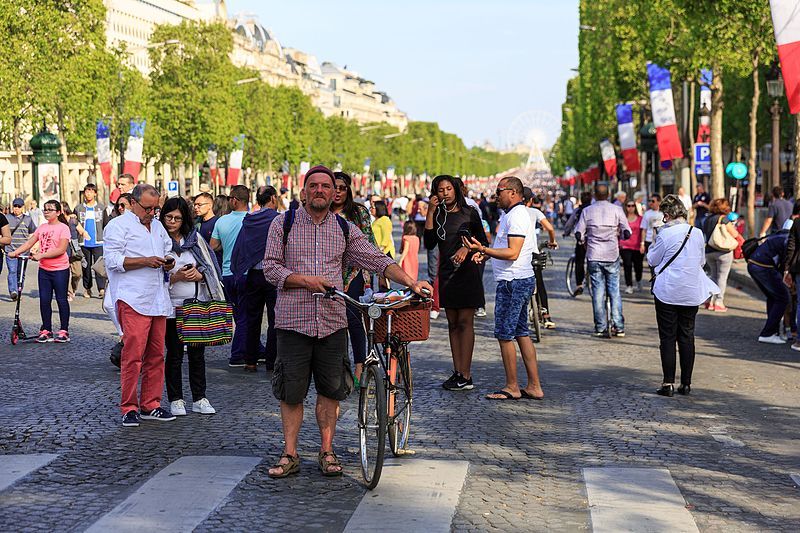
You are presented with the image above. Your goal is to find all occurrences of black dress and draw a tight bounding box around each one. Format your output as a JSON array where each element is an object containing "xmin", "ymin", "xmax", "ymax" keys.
[{"xmin": 424, "ymin": 205, "xmax": 488, "ymax": 309}]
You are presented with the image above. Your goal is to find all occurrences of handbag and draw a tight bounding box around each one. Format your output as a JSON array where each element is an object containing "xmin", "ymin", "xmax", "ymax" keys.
[
  {"xmin": 650, "ymin": 227, "xmax": 692, "ymax": 294},
  {"xmin": 708, "ymin": 217, "xmax": 738, "ymax": 252},
  {"xmin": 92, "ymin": 256, "xmax": 107, "ymax": 278},
  {"xmin": 68, "ymin": 239, "xmax": 84, "ymax": 262},
  {"xmin": 176, "ymin": 275, "xmax": 233, "ymax": 347}
]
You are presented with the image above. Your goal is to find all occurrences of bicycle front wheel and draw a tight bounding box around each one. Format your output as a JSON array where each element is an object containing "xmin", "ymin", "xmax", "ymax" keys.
[
  {"xmin": 359, "ymin": 363, "xmax": 387, "ymax": 489},
  {"xmin": 565, "ymin": 256, "xmax": 576, "ymax": 297},
  {"xmin": 530, "ymin": 292, "xmax": 542, "ymax": 343},
  {"xmin": 388, "ymin": 345, "xmax": 412, "ymax": 456}
]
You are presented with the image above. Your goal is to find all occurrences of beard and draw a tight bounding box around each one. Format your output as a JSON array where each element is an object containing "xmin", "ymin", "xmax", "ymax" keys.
[{"xmin": 308, "ymin": 195, "xmax": 332, "ymax": 212}]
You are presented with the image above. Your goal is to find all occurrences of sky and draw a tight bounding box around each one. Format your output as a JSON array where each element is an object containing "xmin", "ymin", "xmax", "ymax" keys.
[{"xmin": 226, "ymin": 0, "xmax": 579, "ymax": 150}]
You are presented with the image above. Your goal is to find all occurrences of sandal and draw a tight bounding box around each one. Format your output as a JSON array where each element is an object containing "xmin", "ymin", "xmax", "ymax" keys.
[
  {"xmin": 318, "ymin": 450, "xmax": 343, "ymax": 477},
  {"xmin": 485, "ymin": 390, "xmax": 520, "ymax": 400},
  {"xmin": 268, "ymin": 453, "xmax": 300, "ymax": 478},
  {"xmin": 520, "ymin": 390, "xmax": 544, "ymax": 400}
]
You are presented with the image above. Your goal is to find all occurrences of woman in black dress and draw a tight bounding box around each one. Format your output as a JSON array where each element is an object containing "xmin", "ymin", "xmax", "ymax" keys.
[{"xmin": 424, "ymin": 175, "xmax": 488, "ymax": 391}]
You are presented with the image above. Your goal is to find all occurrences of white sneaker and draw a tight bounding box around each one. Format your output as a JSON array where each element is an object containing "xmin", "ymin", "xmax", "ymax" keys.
[
  {"xmin": 758, "ymin": 335, "xmax": 786, "ymax": 345},
  {"xmin": 192, "ymin": 398, "xmax": 216, "ymax": 414},
  {"xmin": 624, "ymin": 286, "xmax": 634, "ymax": 295},
  {"xmin": 170, "ymin": 399, "xmax": 187, "ymax": 416},
  {"xmin": 475, "ymin": 307, "xmax": 486, "ymax": 318},
  {"xmin": 430, "ymin": 310, "xmax": 440, "ymax": 320}
]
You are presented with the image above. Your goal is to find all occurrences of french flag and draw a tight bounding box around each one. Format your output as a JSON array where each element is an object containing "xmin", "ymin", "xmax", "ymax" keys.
[
  {"xmin": 96, "ymin": 119, "xmax": 112, "ymax": 187},
  {"xmin": 771, "ymin": 1, "xmax": 800, "ymax": 113},
  {"xmin": 696, "ymin": 69, "xmax": 712, "ymax": 142},
  {"xmin": 647, "ymin": 62, "xmax": 684, "ymax": 162},
  {"xmin": 122, "ymin": 119, "xmax": 145, "ymax": 179},
  {"xmin": 615, "ymin": 104, "xmax": 641, "ymax": 173},
  {"xmin": 600, "ymin": 139, "xmax": 617, "ymax": 178},
  {"xmin": 227, "ymin": 134, "xmax": 245, "ymax": 186}
]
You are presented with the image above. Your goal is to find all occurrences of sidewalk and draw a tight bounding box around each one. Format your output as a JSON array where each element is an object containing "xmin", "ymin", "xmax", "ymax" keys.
[{"xmin": 727, "ymin": 259, "xmax": 760, "ymax": 297}]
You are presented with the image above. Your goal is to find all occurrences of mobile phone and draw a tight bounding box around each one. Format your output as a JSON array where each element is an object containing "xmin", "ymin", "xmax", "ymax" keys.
[
  {"xmin": 163, "ymin": 256, "xmax": 175, "ymax": 268},
  {"xmin": 457, "ymin": 228, "xmax": 472, "ymax": 240},
  {"xmin": 181, "ymin": 264, "xmax": 192, "ymax": 271}
]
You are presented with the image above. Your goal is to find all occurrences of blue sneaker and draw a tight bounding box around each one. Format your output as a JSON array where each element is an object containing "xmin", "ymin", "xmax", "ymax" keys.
[
  {"xmin": 141, "ymin": 407, "xmax": 176, "ymax": 422},
  {"xmin": 122, "ymin": 410, "xmax": 140, "ymax": 427}
]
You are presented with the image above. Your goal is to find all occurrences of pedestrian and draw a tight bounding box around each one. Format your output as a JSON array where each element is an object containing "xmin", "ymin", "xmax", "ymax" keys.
[
  {"xmin": 613, "ymin": 191, "xmax": 627, "ymax": 207},
  {"xmin": 105, "ymin": 193, "xmax": 133, "ymax": 367},
  {"xmin": 8, "ymin": 200, "xmax": 71, "ymax": 343},
  {"xmin": 108, "ymin": 173, "xmax": 136, "ymax": 216},
  {"xmin": 526, "ymin": 190, "xmax": 558, "ymax": 328},
  {"xmin": 75, "ymin": 184, "xmax": 108, "ymax": 299},
  {"xmin": 748, "ymin": 221, "xmax": 792, "ymax": 345},
  {"xmin": 112, "ymin": 193, "xmax": 133, "ymax": 218},
  {"xmin": 563, "ymin": 191, "xmax": 593, "ymax": 295},
  {"xmin": 620, "ymin": 199, "xmax": 644, "ymax": 294},
  {"xmin": 575, "ymin": 184, "xmax": 631, "ymax": 337},
  {"xmin": 640, "ymin": 194, "xmax": 663, "ymax": 254},
  {"xmin": 193, "ymin": 191, "xmax": 223, "ymax": 270},
  {"xmin": 782, "ymin": 205, "xmax": 800, "ymax": 351},
  {"xmin": 370, "ymin": 200, "xmax": 395, "ymax": 258},
  {"xmin": 424, "ymin": 174, "xmax": 488, "ymax": 391},
  {"xmin": 209, "ymin": 185, "xmax": 250, "ymax": 367},
  {"xmin": 4, "ymin": 198, "xmax": 36, "ymax": 300},
  {"xmin": 398, "ymin": 220, "xmax": 420, "ymax": 280},
  {"xmin": 213, "ymin": 194, "xmax": 231, "ymax": 217},
  {"xmin": 331, "ymin": 172, "xmax": 377, "ymax": 382},
  {"xmin": 230, "ymin": 185, "xmax": 280, "ymax": 373},
  {"xmin": 692, "ymin": 183, "xmax": 711, "ymax": 229},
  {"xmin": 463, "ymin": 176, "xmax": 544, "ymax": 401},
  {"xmin": 262, "ymin": 165, "xmax": 431, "ymax": 478},
  {"xmin": 104, "ymin": 184, "xmax": 177, "ymax": 427},
  {"xmin": 702, "ymin": 198, "xmax": 740, "ymax": 312},
  {"xmin": 677, "ymin": 187, "xmax": 692, "ymax": 214},
  {"xmin": 160, "ymin": 197, "xmax": 222, "ymax": 416},
  {"xmin": 760, "ymin": 186, "xmax": 793, "ymax": 237},
  {"xmin": 62, "ymin": 205, "xmax": 83, "ymax": 302},
  {"xmin": 647, "ymin": 194, "xmax": 720, "ymax": 397},
  {"xmin": 633, "ymin": 191, "xmax": 646, "ymax": 216},
  {"xmin": 0, "ymin": 211, "xmax": 10, "ymax": 278}
]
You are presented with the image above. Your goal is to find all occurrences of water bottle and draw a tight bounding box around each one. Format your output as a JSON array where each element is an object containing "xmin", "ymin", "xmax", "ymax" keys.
[{"xmin": 360, "ymin": 287, "xmax": 374, "ymax": 303}]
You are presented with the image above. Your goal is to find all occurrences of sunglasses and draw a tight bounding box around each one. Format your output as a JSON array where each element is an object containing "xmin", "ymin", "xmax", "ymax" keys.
[
  {"xmin": 495, "ymin": 187, "xmax": 512, "ymax": 195},
  {"xmin": 334, "ymin": 185, "xmax": 348, "ymax": 192},
  {"xmin": 625, "ymin": 203, "xmax": 635, "ymax": 207},
  {"xmin": 133, "ymin": 199, "xmax": 157, "ymax": 214}
]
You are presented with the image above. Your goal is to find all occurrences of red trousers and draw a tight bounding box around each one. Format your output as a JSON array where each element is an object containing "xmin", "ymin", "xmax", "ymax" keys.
[{"xmin": 117, "ymin": 300, "xmax": 167, "ymax": 414}]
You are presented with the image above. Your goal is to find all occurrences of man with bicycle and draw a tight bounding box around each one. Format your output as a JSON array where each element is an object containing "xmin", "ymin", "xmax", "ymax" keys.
[
  {"xmin": 262, "ymin": 165, "xmax": 431, "ymax": 479},
  {"xmin": 574, "ymin": 184, "xmax": 631, "ymax": 338},
  {"xmin": 524, "ymin": 188, "xmax": 558, "ymax": 329}
]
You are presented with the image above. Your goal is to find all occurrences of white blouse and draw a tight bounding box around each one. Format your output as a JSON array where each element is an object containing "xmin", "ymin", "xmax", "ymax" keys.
[{"xmin": 647, "ymin": 221, "xmax": 720, "ymax": 306}]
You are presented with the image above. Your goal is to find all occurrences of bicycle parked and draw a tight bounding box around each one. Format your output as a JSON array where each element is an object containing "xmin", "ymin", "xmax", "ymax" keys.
[
  {"xmin": 315, "ymin": 287, "xmax": 431, "ymax": 490},
  {"xmin": 529, "ymin": 244, "xmax": 554, "ymax": 342}
]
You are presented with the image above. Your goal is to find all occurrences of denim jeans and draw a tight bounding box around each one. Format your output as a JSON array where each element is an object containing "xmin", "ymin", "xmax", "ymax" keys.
[
  {"xmin": 494, "ymin": 276, "xmax": 535, "ymax": 340},
  {"xmin": 223, "ymin": 274, "xmax": 247, "ymax": 363},
  {"xmin": 748, "ymin": 264, "xmax": 789, "ymax": 337},
  {"xmin": 6, "ymin": 254, "xmax": 22, "ymax": 294},
  {"xmin": 39, "ymin": 268, "xmax": 70, "ymax": 332},
  {"xmin": 587, "ymin": 259, "xmax": 624, "ymax": 333}
]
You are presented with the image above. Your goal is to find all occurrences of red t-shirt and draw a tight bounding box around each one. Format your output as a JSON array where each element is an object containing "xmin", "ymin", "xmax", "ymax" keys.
[
  {"xmin": 399, "ymin": 234, "xmax": 420, "ymax": 280},
  {"xmin": 619, "ymin": 215, "xmax": 643, "ymax": 250},
  {"xmin": 34, "ymin": 222, "xmax": 70, "ymax": 271}
]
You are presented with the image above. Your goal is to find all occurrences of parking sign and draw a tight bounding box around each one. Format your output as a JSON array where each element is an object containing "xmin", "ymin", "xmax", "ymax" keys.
[
  {"xmin": 167, "ymin": 180, "xmax": 179, "ymax": 198},
  {"xmin": 694, "ymin": 143, "xmax": 711, "ymax": 175}
]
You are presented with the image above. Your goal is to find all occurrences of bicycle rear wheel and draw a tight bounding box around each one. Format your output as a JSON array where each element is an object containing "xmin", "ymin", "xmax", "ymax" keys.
[
  {"xmin": 530, "ymin": 292, "xmax": 542, "ymax": 343},
  {"xmin": 388, "ymin": 345, "xmax": 412, "ymax": 456},
  {"xmin": 359, "ymin": 363, "xmax": 387, "ymax": 489},
  {"xmin": 565, "ymin": 256, "xmax": 576, "ymax": 297}
]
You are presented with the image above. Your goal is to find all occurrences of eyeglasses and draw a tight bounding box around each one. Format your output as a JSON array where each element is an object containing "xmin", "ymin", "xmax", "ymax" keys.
[
  {"xmin": 625, "ymin": 203, "xmax": 635, "ymax": 207},
  {"xmin": 164, "ymin": 215, "xmax": 183, "ymax": 222},
  {"xmin": 496, "ymin": 187, "xmax": 511, "ymax": 195},
  {"xmin": 133, "ymin": 199, "xmax": 156, "ymax": 214},
  {"xmin": 194, "ymin": 202, "xmax": 211, "ymax": 208},
  {"xmin": 334, "ymin": 185, "xmax": 349, "ymax": 192},
  {"xmin": 43, "ymin": 208, "xmax": 57, "ymax": 212}
]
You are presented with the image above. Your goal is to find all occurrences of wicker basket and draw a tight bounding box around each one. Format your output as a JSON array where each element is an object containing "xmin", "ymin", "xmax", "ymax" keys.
[{"xmin": 365, "ymin": 300, "xmax": 432, "ymax": 342}]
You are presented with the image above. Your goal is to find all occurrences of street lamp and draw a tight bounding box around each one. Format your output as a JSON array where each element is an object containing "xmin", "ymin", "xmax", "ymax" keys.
[{"xmin": 767, "ymin": 62, "xmax": 784, "ymax": 196}]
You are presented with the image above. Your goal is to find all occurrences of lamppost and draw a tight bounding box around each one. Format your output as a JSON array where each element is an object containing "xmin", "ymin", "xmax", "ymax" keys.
[{"xmin": 766, "ymin": 62, "xmax": 784, "ymax": 197}]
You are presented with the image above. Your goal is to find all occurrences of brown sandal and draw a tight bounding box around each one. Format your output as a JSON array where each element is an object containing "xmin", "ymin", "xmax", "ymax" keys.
[
  {"xmin": 268, "ymin": 453, "xmax": 300, "ymax": 478},
  {"xmin": 318, "ymin": 450, "xmax": 343, "ymax": 477}
]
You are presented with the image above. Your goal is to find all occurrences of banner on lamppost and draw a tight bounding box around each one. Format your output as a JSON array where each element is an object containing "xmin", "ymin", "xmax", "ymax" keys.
[
  {"xmin": 647, "ymin": 62, "xmax": 684, "ymax": 161},
  {"xmin": 227, "ymin": 134, "xmax": 245, "ymax": 186},
  {"xmin": 298, "ymin": 161, "xmax": 310, "ymax": 188},
  {"xmin": 96, "ymin": 119, "xmax": 112, "ymax": 187},
  {"xmin": 771, "ymin": 0, "xmax": 800, "ymax": 113},
  {"xmin": 697, "ymin": 69, "xmax": 712, "ymax": 142},
  {"xmin": 615, "ymin": 104, "xmax": 641, "ymax": 172},
  {"xmin": 600, "ymin": 139, "xmax": 617, "ymax": 178},
  {"xmin": 122, "ymin": 119, "xmax": 146, "ymax": 179},
  {"xmin": 208, "ymin": 146, "xmax": 221, "ymax": 186}
]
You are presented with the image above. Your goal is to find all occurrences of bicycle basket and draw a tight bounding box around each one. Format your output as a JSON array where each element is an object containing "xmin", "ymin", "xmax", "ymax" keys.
[
  {"xmin": 532, "ymin": 251, "xmax": 550, "ymax": 270},
  {"xmin": 365, "ymin": 300, "xmax": 432, "ymax": 342}
]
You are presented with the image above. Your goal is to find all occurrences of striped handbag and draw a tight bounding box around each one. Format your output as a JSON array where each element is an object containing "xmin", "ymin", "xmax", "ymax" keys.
[{"xmin": 176, "ymin": 278, "xmax": 233, "ymax": 347}]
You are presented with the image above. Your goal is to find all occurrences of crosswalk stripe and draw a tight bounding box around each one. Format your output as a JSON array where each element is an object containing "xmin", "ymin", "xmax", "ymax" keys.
[
  {"xmin": 343, "ymin": 459, "xmax": 469, "ymax": 533},
  {"xmin": 583, "ymin": 467, "xmax": 699, "ymax": 533},
  {"xmin": 0, "ymin": 454, "xmax": 59, "ymax": 492},
  {"xmin": 85, "ymin": 455, "xmax": 261, "ymax": 533}
]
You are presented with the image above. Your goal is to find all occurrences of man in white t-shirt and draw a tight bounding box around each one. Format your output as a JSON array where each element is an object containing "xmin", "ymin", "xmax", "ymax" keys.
[
  {"xmin": 640, "ymin": 194, "xmax": 664, "ymax": 254},
  {"xmin": 463, "ymin": 176, "xmax": 544, "ymax": 401}
]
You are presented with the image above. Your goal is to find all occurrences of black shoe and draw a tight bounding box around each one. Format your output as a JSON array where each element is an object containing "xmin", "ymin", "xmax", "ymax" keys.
[
  {"xmin": 442, "ymin": 370, "xmax": 459, "ymax": 389},
  {"xmin": 141, "ymin": 407, "xmax": 176, "ymax": 421},
  {"xmin": 122, "ymin": 410, "xmax": 140, "ymax": 427},
  {"xmin": 677, "ymin": 384, "xmax": 691, "ymax": 395},
  {"xmin": 444, "ymin": 373, "xmax": 474, "ymax": 391},
  {"xmin": 228, "ymin": 360, "xmax": 246, "ymax": 368},
  {"xmin": 656, "ymin": 384, "xmax": 674, "ymax": 397},
  {"xmin": 593, "ymin": 331, "xmax": 611, "ymax": 339},
  {"xmin": 611, "ymin": 328, "xmax": 625, "ymax": 338},
  {"xmin": 574, "ymin": 285, "xmax": 584, "ymax": 296},
  {"xmin": 110, "ymin": 341, "xmax": 123, "ymax": 368}
]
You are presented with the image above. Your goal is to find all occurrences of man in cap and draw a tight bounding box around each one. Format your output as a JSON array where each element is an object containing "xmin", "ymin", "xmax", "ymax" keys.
[{"xmin": 4, "ymin": 198, "xmax": 37, "ymax": 300}]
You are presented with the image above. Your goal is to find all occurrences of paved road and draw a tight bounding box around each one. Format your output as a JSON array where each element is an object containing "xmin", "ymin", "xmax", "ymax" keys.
[{"xmin": 0, "ymin": 241, "xmax": 798, "ymax": 532}]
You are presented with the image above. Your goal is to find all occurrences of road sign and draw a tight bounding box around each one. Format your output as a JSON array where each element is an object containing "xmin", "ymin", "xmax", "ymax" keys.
[
  {"xmin": 167, "ymin": 180, "xmax": 179, "ymax": 198},
  {"xmin": 694, "ymin": 143, "xmax": 711, "ymax": 175}
]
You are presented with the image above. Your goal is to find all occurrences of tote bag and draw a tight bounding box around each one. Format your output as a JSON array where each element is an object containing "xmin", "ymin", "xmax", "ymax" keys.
[
  {"xmin": 176, "ymin": 277, "xmax": 233, "ymax": 347},
  {"xmin": 708, "ymin": 218, "xmax": 738, "ymax": 252}
]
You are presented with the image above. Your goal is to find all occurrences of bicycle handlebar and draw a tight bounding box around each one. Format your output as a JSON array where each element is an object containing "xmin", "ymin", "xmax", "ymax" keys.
[{"xmin": 313, "ymin": 287, "xmax": 429, "ymax": 310}]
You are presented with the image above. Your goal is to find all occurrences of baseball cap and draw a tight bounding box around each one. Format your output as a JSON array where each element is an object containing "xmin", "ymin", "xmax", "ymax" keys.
[
  {"xmin": 280, "ymin": 187, "xmax": 288, "ymax": 194},
  {"xmin": 12, "ymin": 198, "xmax": 24, "ymax": 207}
]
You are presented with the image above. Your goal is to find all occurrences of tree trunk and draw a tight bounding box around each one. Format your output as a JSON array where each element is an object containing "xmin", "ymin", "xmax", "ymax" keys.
[
  {"xmin": 13, "ymin": 119, "xmax": 24, "ymax": 195},
  {"xmin": 747, "ymin": 59, "xmax": 760, "ymax": 237},
  {"xmin": 710, "ymin": 67, "xmax": 725, "ymax": 199}
]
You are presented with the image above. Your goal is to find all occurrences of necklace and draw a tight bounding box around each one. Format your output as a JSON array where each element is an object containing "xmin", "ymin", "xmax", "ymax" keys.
[{"xmin": 444, "ymin": 202, "xmax": 458, "ymax": 213}]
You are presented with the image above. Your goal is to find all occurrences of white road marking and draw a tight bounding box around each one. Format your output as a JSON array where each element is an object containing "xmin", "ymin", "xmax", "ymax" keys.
[
  {"xmin": 790, "ymin": 473, "xmax": 800, "ymax": 488},
  {"xmin": 0, "ymin": 454, "xmax": 58, "ymax": 492},
  {"xmin": 583, "ymin": 467, "xmax": 699, "ymax": 533},
  {"xmin": 344, "ymin": 459, "xmax": 469, "ymax": 533},
  {"xmin": 707, "ymin": 425, "xmax": 745, "ymax": 447},
  {"xmin": 85, "ymin": 455, "xmax": 261, "ymax": 533}
]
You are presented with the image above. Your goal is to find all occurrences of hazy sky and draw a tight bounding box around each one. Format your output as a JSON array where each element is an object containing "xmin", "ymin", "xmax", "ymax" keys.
[{"xmin": 227, "ymin": 0, "xmax": 579, "ymax": 149}]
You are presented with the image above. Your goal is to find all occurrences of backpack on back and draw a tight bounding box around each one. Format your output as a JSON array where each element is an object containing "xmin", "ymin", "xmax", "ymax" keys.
[
  {"xmin": 282, "ymin": 207, "xmax": 350, "ymax": 250},
  {"xmin": 741, "ymin": 235, "xmax": 767, "ymax": 261}
]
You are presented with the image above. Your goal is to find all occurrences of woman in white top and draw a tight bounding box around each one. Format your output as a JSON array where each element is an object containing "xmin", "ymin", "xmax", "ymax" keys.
[
  {"xmin": 160, "ymin": 197, "xmax": 225, "ymax": 416},
  {"xmin": 647, "ymin": 195, "xmax": 720, "ymax": 397}
]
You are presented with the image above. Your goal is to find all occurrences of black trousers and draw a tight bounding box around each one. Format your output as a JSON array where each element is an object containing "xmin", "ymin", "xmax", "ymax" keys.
[
  {"xmin": 654, "ymin": 297, "xmax": 698, "ymax": 385},
  {"xmin": 165, "ymin": 318, "xmax": 207, "ymax": 402},
  {"xmin": 533, "ymin": 265, "xmax": 549, "ymax": 313},
  {"xmin": 574, "ymin": 242, "xmax": 586, "ymax": 286},
  {"xmin": 242, "ymin": 269, "xmax": 277, "ymax": 367},
  {"xmin": 620, "ymin": 248, "xmax": 644, "ymax": 286},
  {"xmin": 81, "ymin": 245, "xmax": 106, "ymax": 291},
  {"xmin": 345, "ymin": 273, "xmax": 367, "ymax": 365}
]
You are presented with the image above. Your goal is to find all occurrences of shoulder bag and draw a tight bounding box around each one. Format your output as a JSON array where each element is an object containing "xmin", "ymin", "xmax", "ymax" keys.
[
  {"xmin": 650, "ymin": 227, "xmax": 692, "ymax": 294},
  {"xmin": 176, "ymin": 274, "xmax": 233, "ymax": 347},
  {"xmin": 708, "ymin": 217, "xmax": 738, "ymax": 252}
]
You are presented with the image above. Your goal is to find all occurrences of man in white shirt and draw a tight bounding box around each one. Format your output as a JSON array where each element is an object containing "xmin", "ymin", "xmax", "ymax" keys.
[
  {"xmin": 463, "ymin": 177, "xmax": 544, "ymax": 401},
  {"xmin": 104, "ymin": 184, "xmax": 177, "ymax": 427},
  {"xmin": 640, "ymin": 194, "xmax": 664, "ymax": 254}
]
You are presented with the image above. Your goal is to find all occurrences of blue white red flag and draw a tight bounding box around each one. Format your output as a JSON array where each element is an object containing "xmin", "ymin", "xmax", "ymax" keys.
[
  {"xmin": 600, "ymin": 139, "xmax": 617, "ymax": 178},
  {"xmin": 697, "ymin": 69, "xmax": 712, "ymax": 142},
  {"xmin": 615, "ymin": 104, "xmax": 641, "ymax": 172},
  {"xmin": 227, "ymin": 134, "xmax": 245, "ymax": 186},
  {"xmin": 96, "ymin": 119, "xmax": 112, "ymax": 187},
  {"xmin": 771, "ymin": 1, "xmax": 800, "ymax": 114},
  {"xmin": 647, "ymin": 62, "xmax": 684, "ymax": 161},
  {"xmin": 123, "ymin": 119, "xmax": 146, "ymax": 179}
]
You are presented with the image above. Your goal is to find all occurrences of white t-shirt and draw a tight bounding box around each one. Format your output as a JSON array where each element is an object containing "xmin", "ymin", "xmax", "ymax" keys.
[
  {"xmin": 527, "ymin": 207, "xmax": 546, "ymax": 254},
  {"xmin": 642, "ymin": 209, "xmax": 664, "ymax": 243},
  {"xmin": 492, "ymin": 204, "xmax": 535, "ymax": 282}
]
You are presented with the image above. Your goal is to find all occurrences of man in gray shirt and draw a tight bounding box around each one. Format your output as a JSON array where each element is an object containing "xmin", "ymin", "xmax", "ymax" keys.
[
  {"xmin": 760, "ymin": 186, "xmax": 793, "ymax": 236},
  {"xmin": 574, "ymin": 184, "xmax": 631, "ymax": 338},
  {"xmin": 4, "ymin": 198, "xmax": 37, "ymax": 300}
]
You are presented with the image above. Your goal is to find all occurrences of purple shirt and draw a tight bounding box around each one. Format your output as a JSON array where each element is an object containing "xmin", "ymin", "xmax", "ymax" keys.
[{"xmin": 574, "ymin": 200, "xmax": 631, "ymax": 262}]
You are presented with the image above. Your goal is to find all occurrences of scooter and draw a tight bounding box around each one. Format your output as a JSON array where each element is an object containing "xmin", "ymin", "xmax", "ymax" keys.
[{"xmin": 10, "ymin": 256, "xmax": 32, "ymax": 345}]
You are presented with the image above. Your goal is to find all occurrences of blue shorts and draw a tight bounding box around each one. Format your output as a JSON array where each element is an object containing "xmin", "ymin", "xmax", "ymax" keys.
[{"xmin": 494, "ymin": 276, "xmax": 535, "ymax": 340}]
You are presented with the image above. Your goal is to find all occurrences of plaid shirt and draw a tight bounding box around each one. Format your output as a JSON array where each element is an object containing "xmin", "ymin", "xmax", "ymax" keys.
[{"xmin": 263, "ymin": 207, "xmax": 395, "ymax": 338}]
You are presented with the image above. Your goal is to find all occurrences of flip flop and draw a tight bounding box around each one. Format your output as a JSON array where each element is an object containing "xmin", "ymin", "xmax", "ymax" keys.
[
  {"xmin": 520, "ymin": 390, "xmax": 544, "ymax": 400},
  {"xmin": 485, "ymin": 390, "xmax": 520, "ymax": 400}
]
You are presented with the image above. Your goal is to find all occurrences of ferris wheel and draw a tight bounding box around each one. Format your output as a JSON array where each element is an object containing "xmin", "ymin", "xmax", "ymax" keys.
[{"xmin": 506, "ymin": 110, "xmax": 561, "ymax": 172}]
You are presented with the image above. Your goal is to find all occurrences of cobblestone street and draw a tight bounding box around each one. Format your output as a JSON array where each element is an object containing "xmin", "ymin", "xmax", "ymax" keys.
[{"xmin": 0, "ymin": 243, "xmax": 798, "ymax": 532}]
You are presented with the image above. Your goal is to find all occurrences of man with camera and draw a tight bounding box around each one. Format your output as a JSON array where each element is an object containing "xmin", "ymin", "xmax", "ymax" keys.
[{"xmin": 104, "ymin": 184, "xmax": 177, "ymax": 427}]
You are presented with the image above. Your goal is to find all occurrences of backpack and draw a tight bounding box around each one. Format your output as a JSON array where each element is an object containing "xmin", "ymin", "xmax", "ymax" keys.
[
  {"xmin": 741, "ymin": 235, "xmax": 768, "ymax": 261},
  {"xmin": 282, "ymin": 208, "xmax": 349, "ymax": 250}
]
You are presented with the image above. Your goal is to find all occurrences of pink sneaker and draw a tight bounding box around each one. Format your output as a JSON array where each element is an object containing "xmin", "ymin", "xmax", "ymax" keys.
[
  {"xmin": 36, "ymin": 330, "xmax": 53, "ymax": 343},
  {"xmin": 54, "ymin": 330, "xmax": 70, "ymax": 343}
]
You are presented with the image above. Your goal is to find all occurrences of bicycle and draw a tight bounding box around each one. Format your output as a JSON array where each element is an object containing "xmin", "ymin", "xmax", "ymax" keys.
[
  {"xmin": 529, "ymin": 247, "xmax": 553, "ymax": 343},
  {"xmin": 314, "ymin": 287, "xmax": 431, "ymax": 490}
]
